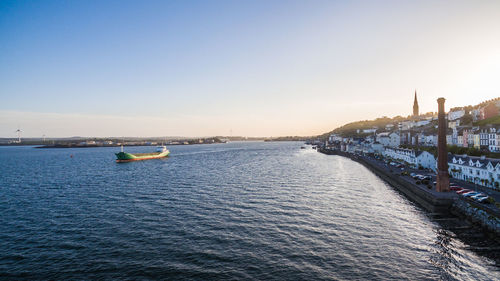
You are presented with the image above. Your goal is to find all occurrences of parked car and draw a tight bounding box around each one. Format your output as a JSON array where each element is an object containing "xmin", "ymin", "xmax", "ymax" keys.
[
  {"xmin": 414, "ymin": 175, "xmax": 425, "ymax": 180},
  {"xmin": 457, "ymin": 189, "xmax": 472, "ymax": 194},
  {"xmin": 450, "ymin": 186, "xmax": 462, "ymax": 191},
  {"xmin": 410, "ymin": 173, "xmax": 417, "ymax": 178},
  {"xmin": 470, "ymin": 193, "xmax": 486, "ymax": 200},
  {"xmin": 462, "ymin": 191, "xmax": 481, "ymax": 198},
  {"xmin": 476, "ymin": 196, "xmax": 491, "ymax": 204}
]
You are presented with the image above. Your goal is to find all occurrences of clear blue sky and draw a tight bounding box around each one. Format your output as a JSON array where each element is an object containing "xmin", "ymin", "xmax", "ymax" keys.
[{"xmin": 1, "ymin": 0, "xmax": 500, "ymax": 137}]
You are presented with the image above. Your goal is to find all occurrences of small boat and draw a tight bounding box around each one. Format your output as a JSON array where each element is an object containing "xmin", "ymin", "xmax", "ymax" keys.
[{"xmin": 115, "ymin": 145, "xmax": 170, "ymax": 162}]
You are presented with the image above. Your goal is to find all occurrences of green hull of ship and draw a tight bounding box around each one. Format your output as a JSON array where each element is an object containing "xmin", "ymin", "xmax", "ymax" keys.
[{"xmin": 115, "ymin": 150, "xmax": 170, "ymax": 162}]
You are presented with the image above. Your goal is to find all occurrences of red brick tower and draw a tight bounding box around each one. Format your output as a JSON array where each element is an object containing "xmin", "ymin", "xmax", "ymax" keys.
[{"xmin": 436, "ymin": 98, "xmax": 450, "ymax": 192}]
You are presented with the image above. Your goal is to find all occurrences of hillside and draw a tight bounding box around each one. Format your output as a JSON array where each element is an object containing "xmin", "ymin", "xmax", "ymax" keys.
[
  {"xmin": 474, "ymin": 115, "xmax": 500, "ymax": 126},
  {"xmin": 319, "ymin": 97, "xmax": 499, "ymax": 140},
  {"xmin": 318, "ymin": 116, "xmax": 406, "ymax": 140}
]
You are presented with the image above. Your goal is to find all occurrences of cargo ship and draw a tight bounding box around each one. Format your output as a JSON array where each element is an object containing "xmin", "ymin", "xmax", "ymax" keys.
[{"xmin": 115, "ymin": 145, "xmax": 170, "ymax": 162}]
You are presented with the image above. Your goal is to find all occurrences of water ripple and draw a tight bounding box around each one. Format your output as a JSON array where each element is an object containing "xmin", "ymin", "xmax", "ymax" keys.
[{"xmin": 0, "ymin": 143, "xmax": 498, "ymax": 280}]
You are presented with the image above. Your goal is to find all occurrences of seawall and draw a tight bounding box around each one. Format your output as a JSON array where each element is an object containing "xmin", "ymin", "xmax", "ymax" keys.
[{"xmin": 451, "ymin": 198, "xmax": 500, "ymax": 235}]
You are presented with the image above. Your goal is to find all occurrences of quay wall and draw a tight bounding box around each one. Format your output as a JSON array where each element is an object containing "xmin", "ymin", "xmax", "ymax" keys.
[{"xmin": 451, "ymin": 198, "xmax": 500, "ymax": 235}]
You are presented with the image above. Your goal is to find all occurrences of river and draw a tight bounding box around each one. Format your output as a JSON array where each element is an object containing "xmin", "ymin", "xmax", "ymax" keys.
[{"xmin": 0, "ymin": 142, "xmax": 498, "ymax": 280}]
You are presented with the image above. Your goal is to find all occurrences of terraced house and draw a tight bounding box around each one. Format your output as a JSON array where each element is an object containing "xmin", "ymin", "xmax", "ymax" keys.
[
  {"xmin": 448, "ymin": 154, "xmax": 500, "ymax": 190},
  {"xmin": 383, "ymin": 147, "xmax": 436, "ymax": 171}
]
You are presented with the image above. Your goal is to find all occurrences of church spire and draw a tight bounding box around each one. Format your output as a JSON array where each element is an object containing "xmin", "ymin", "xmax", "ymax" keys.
[{"xmin": 413, "ymin": 90, "xmax": 419, "ymax": 117}]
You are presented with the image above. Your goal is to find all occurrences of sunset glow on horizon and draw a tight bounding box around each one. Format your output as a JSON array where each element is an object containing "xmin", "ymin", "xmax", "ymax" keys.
[{"xmin": 1, "ymin": 0, "xmax": 499, "ymax": 137}]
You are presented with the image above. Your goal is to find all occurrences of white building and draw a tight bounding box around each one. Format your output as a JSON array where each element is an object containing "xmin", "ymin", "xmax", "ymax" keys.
[
  {"xmin": 416, "ymin": 151, "xmax": 437, "ymax": 171},
  {"xmin": 485, "ymin": 127, "xmax": 500, "ymax": 152},
  {"xmin": 329, "ymin": 134, "xmax": 342, "ymax": 143},
  {"xmin": 448, "ymin": 109, "xmax": 465, "ymax": 121},
  {"xmin": 389, "ymin": 132, "xmax": 401, "ymax": 147},
  {"xmin": 399, "ymin": 120, "xmax": 415, "ymax": 131},
  {"xmin": 419, "ymin": 134, "xmax": 438, "ymax": 147},
  {"xmin": 384, "ymin": 147, "xmax": 417, "ymax": 166},
  {"xmin": 471, "ymin": 109, "xmax": 481, "ymax": 121},
  {"xmin": 446, "ymin": 134, "xmax": 453, "ymax": 145},
  {"xmin": 371, "ymin": 142, "xmax": 384, "ymax": 155},
  {"xmin": 448, "ymin": 154, "xmax": 500, "ymax": 189},
  {"xmin": 346, "ymin": 143, "xmax": 360, "ymax": 154},
  {"xmin": 415, "ymin": 119, "xmax": 431, "ymax": 127},
  {"xmin": 376, "ymin": 132, "xmax": 391, "ymax": 147},
  {"xmin": 383, "ymin": 147, "xmax": 436, "ymax": 170}
]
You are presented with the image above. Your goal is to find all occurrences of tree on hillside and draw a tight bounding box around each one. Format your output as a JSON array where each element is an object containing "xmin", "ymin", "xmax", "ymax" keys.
[{"xmin": 461, "ymin": 113, "xmax": 473, "ymax": 125}]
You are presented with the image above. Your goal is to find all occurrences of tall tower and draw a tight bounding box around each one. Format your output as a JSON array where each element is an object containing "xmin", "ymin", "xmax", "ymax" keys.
[
  {"xmin": 436, "ymin": 98, "xmax": 450, "ymax": 192},
  {"xmin": 413, "ymin": 90, "xmax": 419, "ymax": 117}
]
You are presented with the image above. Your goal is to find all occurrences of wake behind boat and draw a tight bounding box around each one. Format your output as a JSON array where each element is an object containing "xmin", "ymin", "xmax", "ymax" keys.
[{"xmin": 115, "ymin": 145, "xmax": 170, "ymax": 162}]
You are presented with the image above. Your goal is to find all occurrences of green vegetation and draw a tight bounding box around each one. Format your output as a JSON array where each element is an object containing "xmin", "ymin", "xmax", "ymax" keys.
[
  {"xmin": 474, "ymin": 115, "xmax": 500, "ymax": 126},
  {"xmin": 447, "ymin": 145, "xmax": 484, "ymax": 157},
  {"xmin": 266, "ymin": 136, "xmax": 311, "ymax": 141},
  {"xmin": 318, "ymin": 115, "xmax": 405, "ymax": 140},
  {"xmin": 400, "ymin": 144, "xmax": 500, "ymax": 159},
  {"xmin": 317, "ymin": 97, "xmax": 499, "ymax": 141},
  {"xmin": 461, "ymin": 112, "xmax": 473, "ymax": 126}
]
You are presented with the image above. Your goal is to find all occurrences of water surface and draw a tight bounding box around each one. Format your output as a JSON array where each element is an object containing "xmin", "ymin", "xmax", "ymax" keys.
[{"xmin": 0, "ymin": 142, "xmax": 498, "ymax": 280}]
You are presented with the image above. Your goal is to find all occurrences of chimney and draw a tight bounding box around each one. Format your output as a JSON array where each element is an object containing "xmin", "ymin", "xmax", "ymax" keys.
[{"xmin": 436, "ymin": 98, "xmax": 450, "ymax": 192}]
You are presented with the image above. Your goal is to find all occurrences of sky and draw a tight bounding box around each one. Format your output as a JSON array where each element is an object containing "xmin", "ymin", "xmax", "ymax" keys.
[{"xmin": 1, "ymin": 0, "xmax": 500, "ymax": 138}]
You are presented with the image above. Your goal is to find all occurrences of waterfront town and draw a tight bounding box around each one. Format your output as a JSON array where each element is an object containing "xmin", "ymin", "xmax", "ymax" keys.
[
  {"xmin": 314, "ymin": 93, "xmax": 500, "ymax": 236},
  {"xmin": 3, "ymin": 1, "xmax": 500, "ymax": 278},
  {"xmin": 324, "ymin": 93, "xmax": 500, "ymax": 190}
]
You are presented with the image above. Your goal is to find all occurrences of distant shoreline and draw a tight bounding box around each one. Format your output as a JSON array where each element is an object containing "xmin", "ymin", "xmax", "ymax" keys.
[{"xmin": 34, "ymin": 142, "xmax": 226, "ymax": 149}]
